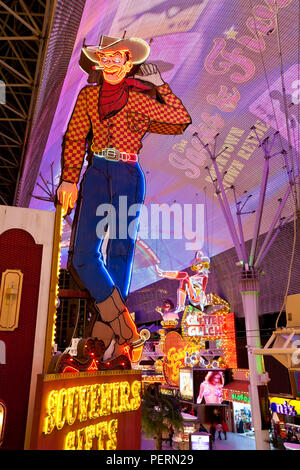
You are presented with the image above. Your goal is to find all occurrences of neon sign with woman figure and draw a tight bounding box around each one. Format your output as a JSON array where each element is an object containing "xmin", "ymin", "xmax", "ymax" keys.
[{"xmin": 155, "ymin": 251, "xmax": 210, "ymax": 314}]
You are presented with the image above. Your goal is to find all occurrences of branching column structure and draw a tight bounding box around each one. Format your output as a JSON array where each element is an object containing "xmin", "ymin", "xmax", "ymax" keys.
[{"xmin": 193, "ymin": 128, "xmax": 298, "ymax": 450}]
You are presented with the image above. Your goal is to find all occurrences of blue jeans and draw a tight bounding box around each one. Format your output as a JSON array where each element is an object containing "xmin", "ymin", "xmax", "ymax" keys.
[{"xmin": 70, "ymin": 157, "xmax": 145, "ymax": 303}]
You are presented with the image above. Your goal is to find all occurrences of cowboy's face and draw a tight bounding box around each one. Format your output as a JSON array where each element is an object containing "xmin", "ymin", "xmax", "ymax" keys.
[{"xmin": 96, "ymin": 49, "xmax": 133, "ymax": 84}]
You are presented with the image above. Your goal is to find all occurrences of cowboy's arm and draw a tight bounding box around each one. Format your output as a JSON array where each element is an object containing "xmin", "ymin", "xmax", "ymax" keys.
[
  {"xmin": 135, "ymin": 64, "xmax": 191, "ymax": 134},
  {"xmin": 148, "ymin": 83, "xmax": 191, "ymax": 134},
  {"xmin": 57, "ymin": 87, "xmax": 91, "ymax": 214}
]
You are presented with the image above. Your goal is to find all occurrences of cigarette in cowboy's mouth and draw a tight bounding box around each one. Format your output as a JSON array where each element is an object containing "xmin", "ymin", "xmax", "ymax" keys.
[{"xmin": 92, "ymin": 65, "xmax": 105, "ymax": 70}]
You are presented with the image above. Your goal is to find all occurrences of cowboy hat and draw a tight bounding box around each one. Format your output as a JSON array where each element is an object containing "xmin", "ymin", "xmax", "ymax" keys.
[
  {"xmin": 190, "ymin": 251, "xmax": 210, "ymax": 268},
  {"xmin": 80, "ymin": 35, "xmax": 151, "ymax": 73}
]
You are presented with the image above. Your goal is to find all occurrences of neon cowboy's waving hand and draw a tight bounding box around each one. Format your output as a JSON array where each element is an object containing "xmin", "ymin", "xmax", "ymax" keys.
[{"xmin": 56, "ymin": 35, "xmax": 191, "ymax": 363}]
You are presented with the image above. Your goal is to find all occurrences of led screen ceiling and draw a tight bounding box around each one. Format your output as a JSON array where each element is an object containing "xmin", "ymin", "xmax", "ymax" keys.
[{"xmin": 28, "ymin": 0, "xmax": 300, "ymax": 292}]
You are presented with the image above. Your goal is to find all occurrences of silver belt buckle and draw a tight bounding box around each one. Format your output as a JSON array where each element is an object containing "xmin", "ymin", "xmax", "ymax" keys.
[{"xmin": 104, "ymin": 147, "xmax": 120, "ymax": 161}]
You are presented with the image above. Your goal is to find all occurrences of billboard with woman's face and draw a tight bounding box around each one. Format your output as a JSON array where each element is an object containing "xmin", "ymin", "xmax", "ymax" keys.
[
  {"xmin": 179, "ymin": 368, "xmax": 229, "ymax": 404},
  {"xmin": 194, "ymin": 370, "xmax": 225, "ymax": 405}
]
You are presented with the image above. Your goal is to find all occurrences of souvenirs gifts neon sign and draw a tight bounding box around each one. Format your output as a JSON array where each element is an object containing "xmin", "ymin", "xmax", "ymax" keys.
[{"xmin": 29, "ymin": 371, "xmax": 142, "ymax": 450}]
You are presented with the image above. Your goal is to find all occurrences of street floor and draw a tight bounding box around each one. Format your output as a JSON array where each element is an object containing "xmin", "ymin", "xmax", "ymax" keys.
[{"xmin": 141, "ymin": 431, "xmax": 259, "ymax": 451}]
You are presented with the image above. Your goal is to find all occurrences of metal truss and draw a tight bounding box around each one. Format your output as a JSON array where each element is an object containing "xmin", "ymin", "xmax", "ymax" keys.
[
  {"xmin": 0, "ymin": 0, "xmax": 52, "ymax": 205},
  {"xmin": 196, "ymin": 129, "xmax": 299, "ymax": 271}
]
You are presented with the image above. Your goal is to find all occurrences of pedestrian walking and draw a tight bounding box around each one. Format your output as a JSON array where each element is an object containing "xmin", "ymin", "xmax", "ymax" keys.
[
  {"xmin": 216, "ymin": 423, "xmax": 223, "ymax": 440},
  {"xmin": 222, "ymin": 420, "xmax": 229, "ymax": 440},
  {"xmin": 168, "ymin": 425, "xmax": 174, "ymax": 448},
  {"xmin": 199, "ymin": 423, "xmax": 208, "ymax": 433},
  {"xmin": 209, "ymin": 423, "xmax": 216, "ymax": 442}
]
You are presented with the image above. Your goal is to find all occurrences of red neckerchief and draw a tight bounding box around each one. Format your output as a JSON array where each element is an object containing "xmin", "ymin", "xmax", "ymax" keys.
[{"xmin": 99, "ymin": 78, "xmax": 151, "ymax": 121}]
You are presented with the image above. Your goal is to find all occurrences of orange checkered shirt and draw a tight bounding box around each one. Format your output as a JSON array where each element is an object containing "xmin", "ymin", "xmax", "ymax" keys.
[{"xmin": 61, "ymin": 83, "xmax": 191, "ymax": 183}]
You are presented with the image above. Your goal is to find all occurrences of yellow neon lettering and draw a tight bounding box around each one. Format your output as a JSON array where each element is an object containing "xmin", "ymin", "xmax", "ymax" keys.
[
  {"xmin": 43, "ymin": 390, "xmax": 58, "ymax": 435},
  {"xmin": 76, "ymin": 428, "xmax": 85, "ymax": 450},
  {"xmin": 107, "ymin": 419, "xmax": 118, "ymax": 450},
  {"xmin": 99, "ymin": 383, "xmax": 113, "ymax": 416},
  {"xmin": 56, "ymin": 388, "xmax": 67, "ymax": 430},
  {"xmin": 112, "ymin": 382, "xmax": 120, "ymax": 414},
  {"xmin": 89, "ymin": 384, "xmax": 100, "ymax": 419},
  {"xmin": 65, "ymin": 431, "xmax": 76, "ymax": 450},
  {"xmin": 84, "ymin": 425, "xmax": 96, "ymax": 450},
  {"xmin": 66, "ymin": 387, "xmax": 79, "ymax": 426},
  {"xmin": 96, "ymin": 421, "xmax": 108, "ymax": 450},
  {"xmin": 78, "ymin": 386, "xmax": 90, "ymax": 422},
  {"xmin": 43, "ymin": 380, "xmax": 141, "ymax": 434},
  {"xmin": 130, "ymin": 381, "xmax": 141, "ymax": 410},
  {"xmin": 119, "ymin": 382, "xmax": 131, "ymax": 412}
]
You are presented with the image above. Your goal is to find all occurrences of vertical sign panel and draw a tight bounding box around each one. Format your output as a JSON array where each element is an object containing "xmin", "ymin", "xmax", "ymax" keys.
[{"xmin": 0, "ymin": 229, "xmax": 43, "ymax": 449}]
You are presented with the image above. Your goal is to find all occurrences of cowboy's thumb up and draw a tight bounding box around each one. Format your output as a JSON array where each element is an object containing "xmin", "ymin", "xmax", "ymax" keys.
[{"xmin": 56, "ymin": 181, "xmax": 78, "ymax": 216}]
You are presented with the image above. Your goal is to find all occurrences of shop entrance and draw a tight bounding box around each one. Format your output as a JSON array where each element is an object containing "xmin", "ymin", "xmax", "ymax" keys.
[
  {"xmin": 232, "ymin": 401, "xmax": 253, "ymax": 435},
  {"xmin": 197, "ymin": 404, "xmax": 230, "ymax": 427}
]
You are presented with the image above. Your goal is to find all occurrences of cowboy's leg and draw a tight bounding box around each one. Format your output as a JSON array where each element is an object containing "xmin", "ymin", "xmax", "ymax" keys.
[
  {"xmin": 187, "ymin": 279, "xmax": 200, "ymax": 303},
  {"xmin": 105, "ymin": 161, "xmax": 145, "ymax": 299},
  {"xmin": 69, "ymin": 160, "xmax": 116, "ymax": 347},
  {"xmin": 71, "ymin": 160, "xmax": 115, "ymax": 303},
  {"xmin": 101, "ymin": 161, "xmax": 145, "ymax": 345},
  {"xmin": 173, "ymin": 279, "xmax": 188, "ymax": 313}
]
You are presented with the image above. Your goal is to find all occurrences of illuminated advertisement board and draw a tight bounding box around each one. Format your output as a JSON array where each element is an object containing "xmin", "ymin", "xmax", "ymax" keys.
[
  {"xmin": 181, "ymin": 298, "xmax": 238, "ymax": 369},
  {"xmin": 190, "ymin": 432, "xmax": 211, "ymax": 451},
  {"xmin": 29, "ymin": 370, "xmax": 142, "ymax": 450},
  {"xmin": 179, "ymin": 368, "xmax": 230, "ymax": 405},
  {"xmin": 163, "ymin": 331, "xmax": 201, "ymax": 387},
  {"xmin": 194, "ymin": 369, "xmax": 227, "ymax": 405},
  {"xmin": 182, "ymin": 306, "xmax": 225, "ymax": 340},
  {"xmin": 269, "ymin": 397, "xmax": 300, "ymax": 417},
  {"xmin": 179, "ymin": 369, "xmax": 194, "ymax": 402}
]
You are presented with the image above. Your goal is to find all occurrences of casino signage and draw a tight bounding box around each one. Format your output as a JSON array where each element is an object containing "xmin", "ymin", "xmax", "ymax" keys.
[
  {"xmin": 232, "ymin": 393, "xmax": 250, "ymax": 403},
  {"xmin": 181, "ymin": 294, "xmax": 234, "ymax": 344},
  {"xmin": 184, "ymin": 310, "xmax": 225, "ymax": 338},
  {"xmin": 180, "ymin": 295, "xmax": 237, "ymax": 370}
]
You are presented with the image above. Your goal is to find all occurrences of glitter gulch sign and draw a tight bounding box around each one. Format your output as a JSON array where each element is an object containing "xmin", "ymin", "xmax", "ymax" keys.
[{"xmin": 184, "ymin": 310, "xmax": 225, "ymax": 338}]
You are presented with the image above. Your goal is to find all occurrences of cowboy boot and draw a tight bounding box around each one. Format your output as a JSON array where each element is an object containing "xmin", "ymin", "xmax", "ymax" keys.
[
  {"xmin": 92, "ymin": 320, "xmax": 127, "ymax": 362},
  {"xmin": 95, "ymin": 287, "xmax": 144, "ymax": 347},
  {"xmin": 92, "ymin": 320, "xmax": 115, "ymax": 349},
  {"xmin": 102, "ymin": 337, "xmax": 146, "ymax": 364},
  {"xmin": 174, "ymin": 288, "xmax": 187, "ymax": 315}
]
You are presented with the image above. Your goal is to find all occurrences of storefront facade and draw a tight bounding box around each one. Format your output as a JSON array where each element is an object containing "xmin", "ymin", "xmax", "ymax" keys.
[
  {"xmin": 222, "ymin": 369, "xmax": 252, "ymax": 434},
  {"xmin": 269, "ymin": 396, "xmax": 300, "ymax": 441}
]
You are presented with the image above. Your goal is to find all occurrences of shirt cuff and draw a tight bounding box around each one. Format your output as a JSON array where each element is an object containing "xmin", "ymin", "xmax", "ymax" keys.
[
  {"xmin": 156, "ymin": 83, "xmax": 172, "ymax": 95},
  {"xmin": 61, "ymin": 168, "xmax": 81, "ymax": 184}
]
